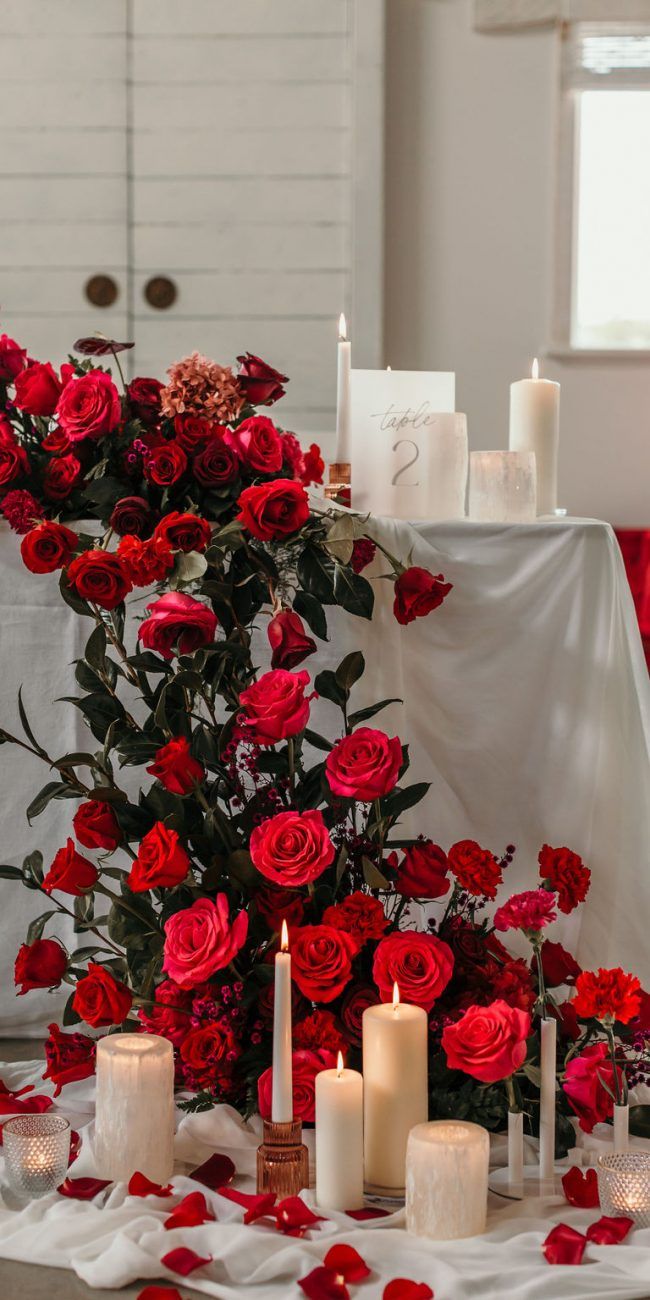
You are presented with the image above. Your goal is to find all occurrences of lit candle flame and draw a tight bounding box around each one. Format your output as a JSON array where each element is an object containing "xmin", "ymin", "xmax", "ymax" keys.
[
  {"xmin": 280, "ymin": 919, "xmax": 289, "ymax": 952},
  {"xmin": 393, "ymin": 981, "xmax": 400, "ymax": 1011},
  {"xmin": 386, "ymin": 364, "xmax": 392, "ymax": 371},
  {"xmin": 531, "ymin": 357, "xmax": 539, "ymax": 380},
  {"xmin": 337, "ymin": 1051, "xmax": 344, "ymax": 1077},
  {"xmin": 338, "ymin": 312, "xmax": 347, "ymax": 341}
]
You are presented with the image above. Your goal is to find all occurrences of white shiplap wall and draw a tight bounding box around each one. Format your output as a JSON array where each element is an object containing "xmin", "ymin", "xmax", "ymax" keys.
[{"xmin": 0, "ymin": 0, "xmax": 384, "ymax": 444}]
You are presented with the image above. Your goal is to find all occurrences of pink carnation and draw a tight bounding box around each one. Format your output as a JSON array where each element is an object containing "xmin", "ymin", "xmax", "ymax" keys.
[{"xmin": 493, "ymin": 889, "xmax": 557, "ymax": 934}]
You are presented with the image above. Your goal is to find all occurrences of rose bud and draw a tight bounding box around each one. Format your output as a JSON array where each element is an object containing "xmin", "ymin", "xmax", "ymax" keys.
[
  {"xmin": 14, "ymin": 938, "xmax": 67, "ymax": 995},
  {"xmin": 236, "ymin": 352, "xmax": 288, "ymax": 406},
  {"xmin": 42, "ymin": 838, "xmax": 98, "ymax": 896},
  {"xmin": 393, "ymin": 566, "xmax": 452, "ymax": 625},
  {"xmin": 73, "ymin": 800, "xmax": 122, "ymax": 852},
  {"xmin": 146, "ymin": 736, "xmax": 205, "ymax": 795},
  {"xmin": 267, "ymin": 609, "xmax": 316, "ymax": 669}
]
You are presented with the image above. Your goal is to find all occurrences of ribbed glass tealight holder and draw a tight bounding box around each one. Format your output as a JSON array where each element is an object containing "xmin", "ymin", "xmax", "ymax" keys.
[
  {"xmin": 3, "ymin": 1114, "xmax": 70, "ymax": 1199},
  {"xmin": 597, "ymin": 1152, "xmax": 650, "ymax": 1227}
]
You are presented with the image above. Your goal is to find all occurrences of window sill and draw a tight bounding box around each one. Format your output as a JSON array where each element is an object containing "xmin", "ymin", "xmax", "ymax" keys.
[{"xmin": 545, "ymin": 345, "xmax": 650, "ymax": 363}]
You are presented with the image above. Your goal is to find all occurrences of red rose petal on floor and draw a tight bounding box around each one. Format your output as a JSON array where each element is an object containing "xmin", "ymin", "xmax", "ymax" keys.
[
  {"xmin": 275, "ymin": 1195, "xmax": 326, "ymax": 1234},
  {"xmin": 216, "ymin": 1185, "xmax": 277, "ymax": 1224},
  {"xmin": 346, "ymin": 1206, "xmax": 391, "ymax": 1220},
  {"xmin": 57, "ymin": 1176, "xmax": 112, "ymax": 1200},
  {"xmin": 298, "ymin": 1266, "xmax": 350, "ymax": 1300},
  {"xmin": 128, "ymin": 1170, "xmax": 174, "ymax": 1197},
  {"xmin": 190, "ymin": 1152, "xmax": 236, "ymax": 1189},
  {"xmin": 323, "ymin": 1244, "xmax": 371, "ymax": 1283},
  {"xmin": 137, "ymin": 1289, "xmax": 185, "ymax": 1300},
  {"xmin": 164, "ymin": 1190, "xmax": 215, "ymax": 1230},
  {"xmin": 542, "ymin": 1223, "xmax": 587, "ymax": 1265},
  {"xmin": 586, "ymin": 1215, "xmax": 635, "ymax": 1245},
  {"xmin": 68, "ymin": 1130, "xmax": 82, "ymax": 1166},
  {"xmin": 161, "ymin": 1246, "xmax": 213, "ymax": 1276},
  {"xmin": 561, "ymin": 1166, "xmax": 600, "ymax": 1208},
  {"xmin": 383, "ymin": 1281, "xmax": 434, "ymax": 1300}
]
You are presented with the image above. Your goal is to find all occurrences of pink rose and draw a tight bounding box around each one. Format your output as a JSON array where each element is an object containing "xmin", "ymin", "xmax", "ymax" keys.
[
  {"xmin": 162, "ymin": 895, "xmax": 248, "ymax": 989},
  {"xmin": 238, "ymin": 668, "xmax": 313, "ymax": 745},
  {"xmin": 372, "ymin": 931, "xmax": 454, "ymax": 1012},
  {"xmin": 325, "ymin": 727, "xmax": 403, "ymax": 801},
  {"xmin": 441, "ymin": 1000, "xmax": 531, "ymax": 1083},
  {"xmin": 250, "ymin": 809, "xmax": 334, "ymax": 887},
  {"xmin": 493, "ymin": 889, "xmax": 557, "ymax": 934},
  {"xmin": 55, "ymin": 370, "xmax": 121, "ymax": 442},
  {"xmin": 224, "ymin": 415, "xmax": 283, "ymax": 474},
  {"xmin": 138, "ymin": 592, "xmax": 218, "ymax": 660}
]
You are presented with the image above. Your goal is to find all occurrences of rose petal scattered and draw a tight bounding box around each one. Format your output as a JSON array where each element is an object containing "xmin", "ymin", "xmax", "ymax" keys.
[
  {"xmin": 128, "ymin": 1170, "xmax": 174, "ymax": 1197},
  {"xmin": 561, "ymin": 1166, "xmax": 600, "ymax": 1208},
  {"xmin": 57, "ymin": 1176, "xmax": 112, "ymax": 1200},
  {"xmin": 383, "ymin": 1282, "xmax": 434, "ymax": 1300},
  {"xmin": 164, "ymin": 1190, "xmax": 215, "ymax": 1230},
  {"xmin": 542, "ymin": 1223, "xmax": 587, "ymax": 1265},
  {"xmin": 137, "ymin": 1289, "xmax": 185, "ymax": 1300},
  {"xmin": 298, "ymin": 1266, "xmax": 350, "ymax": 1300},
  {"xmin": 586, "ymin": 1215, "xmax": 634, "ymax": 1245},
  {"xmin": 323, "ymin": 1244, "xmax": 371, "ymax": 1283},
  {"xmin": 0, "ymin": 1080, "xmax": 54, "ymax": 1116},
  {"xmin": 161, "ymin": 1246, "xmax": 213, "ymax": 1276},
  {"xmin": 216, "ymin": 1185, "xmax": 277, "ymax": 1224},
  {"xmin": 346, "ymin": 1206, "xmax": 391, "ymax": 1221},
  {"xmin": 68, "ymin": 1129, "xmax": 82, "ymax": 1166},
  {"xmin": 190, "ymin": 1152, "xmax": 236, "ymax": 1189},
  {"xmin": 275, "ymin": 1195, "xmax": 326, "ymax": 1235}
]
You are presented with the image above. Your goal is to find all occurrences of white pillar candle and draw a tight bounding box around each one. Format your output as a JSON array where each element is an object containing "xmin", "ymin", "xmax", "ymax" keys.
[
  {"xmin": 539, "ymin": 1016, "xmax": 557, "ymax": 1185},
  {"xmin": 335, "ymin": 312, "xmax": 351, "ymax": 463},
  {"xmin": 614, "ymin": 1103, "xmax": 629, "ymax": 1152},
  {"xmin": 508, "ymin": 1109, "xmax": 524, "ymax": 1193},
  {"xmin": 272, "ymin": 919, "xmax": 293, "ymax": 1123},
  {"xmin": 509, "ymin": 358, "xmax": 560, "ymax": 515},
  {"xmin": 406, "ymin": 1120, "xmax": 490, "ymax": 1240},
  {"xmin": 94, "ymin": 1033, "xmax": 174, "ymax": 1183},
  {"xmin": 315, "ymin": 1052, "xmax": 364, "ymax": 1210},
  {"xmin": 362, "ymin": 983, "xmax": 428, "ymax": 1194}
]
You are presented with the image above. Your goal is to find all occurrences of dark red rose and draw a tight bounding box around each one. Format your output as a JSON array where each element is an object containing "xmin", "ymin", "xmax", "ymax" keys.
[
  {"xmin": 490, "ymin": 957, "xmax": 536, "ymax": 1013},
  {"xmin": 14, "ymin": 938, "xmax": 67, "ymax": 994},
  {"xmin": 67, "ymin": 549, "xmax": 132, "ymax": 610},
  {"xmin": 322, "ymin": 892, "xmax": 388, "ymax": 947},
  {"xmin": 538, "ymin": 940, "xmax": 581, "ymax": 988},
  {"xmin": 236, "ymin": 352, "xmax": 288, "ymax": 406},
  {"xmin": 144, "ymin": 441, "xmax": 188, "ymax": 486},
  {"xmin": 72, "ymin": 962, "xmax": 132, "ymax": 1028},
  {"xmin": 448, "ymin": 839, "xmax": 503, "ymax": 900},
  {"xmin": 14, "ymin": 362, "xmax": 63, "ymax": 416},
  {"xmin": 290, "ymin": 924, "xmax": 357, "ymax": 1003},
  {"xmin": 373, "ymin": 931, "xmax": 455, "ymax": 1011},
  {"xmin": 237, "ymin": 478, "xmax": 310, "ymax": 541},
  {"xmin": 395, "ymin": 840, "xmax": 450, "ymax": 899},
  {"xmin": 393, "ymin": 567, "xmax": 452, "ymax": 626},
  {"xmin": 340, "ymin": 985, "xmax": 377, "ymax": 1047},
  {"xmin": 553, "ymin": 999, "xmax": 581, "ymax": 1040},
  {"xmin": 267, "ymin": 609, "xmax": 316, "ymax": 669},
  {"xmin": 127, "ymin": 376, "xmax": 163, "ymax": 425},
  {"xmin": 138, "ymin": 592, "xmax": 218, "ymax": 659},
  {"xmin": 138, "ymin": 979, "xmax": 193, "ymax": 1046},
  {"xmin": 42, "ymin": 838, "xmax": 98, "ymax": 896},
  {"xmin": 258, "ymin": 1049, "xmax": 336, "ymax": 1123},
  {"xmin": 153, "ymin": 511, "xmax": 211, "ymax": 553},
  {"xmin": 42, "ymin": 428, "xmax": 71, "ymax": 454},
  {"xmin": 146, "ymin": 736, "xmax": 205, "ymax": 795},
  {"xmin": 193, "ymin": 437, "xmax": 239, "ymax": 487},
  {"xmin": 299, "ymin": 442, "xmax": 324, "ymax": 486},
  {"xmin": 42, "ymin": 1022, "xmax": 96, "ymax": 1096},
  {"xmin": 127, "ymin": 822, "xmax": 190, "ymax": 892},
  {"xmin": 173, "ymin": 413, "xmax": 214, "ymax": 451},
  {"xmin": 224, "ymin": 416, "xmax": 283, "ymax": 473},
  {"xmin": 293, "ymin": 1009, "xmax": 348, "ymax": 1055},
  {"xmin": 0, "ymin": 333, "xmax": 27, "ymax": 379},
  {"xmin": 20, "ymin": 521, "xmax": 78, "ymax": 574},
  {"xmin": 56, "ymin": 370, "xmax": 121, "ymax": 442},
  {"xmin": 0, "ymin": 488, "xmax": 44, "ymax": 534},
  {"xmin": 116, "ymin": 534, "xmax": 174, "ymax": 585},
  {"xmin": 350, "ymin": 538, "xmax": 376, "ymax": 573},
  {"xmin": 43, "ymin": 452, "xmax": 82, "ymax": 500},
  {"xmin": 109, "ymin": 496, "xmax": 155, "ymax": 538},
  {"xmin": 73, "ymin": 800, "xmax": 122, "ymax": 851},
  {"xmin": 538, "ymin": 844, "xmax": 591, "ymax": 914},
  {"xmin": 256, "ymin": 883, "xmax": 306, "ymax": 933},
  {"xmin": 180, "ymin": 1021, "xmax": 238, "ymax": 1089},
  {"xmin": 0, "ymin": 428, "xmax": 29, "ymax": 485}
]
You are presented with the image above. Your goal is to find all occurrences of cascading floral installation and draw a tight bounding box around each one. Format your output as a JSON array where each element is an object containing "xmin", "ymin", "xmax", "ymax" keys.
[{"xmin": 0, "ymin": 328, "xmax": 647, "ymax": 1144}]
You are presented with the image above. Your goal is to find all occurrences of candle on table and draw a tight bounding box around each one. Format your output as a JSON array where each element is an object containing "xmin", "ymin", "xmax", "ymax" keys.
[
  {"xmin": 272, "ymin": 919, "xmax": 293, "ymax": 1123},
  {"xmin": 362, "ymin": 982, "xmax": 428, "ymax": 1194},
  {"xmin": 539, "ymin": 1015, "xmax": 557, "ymax": 1185},
  {"xmin": 335, "ymin": 311, "xmax": 351, "ymax": 464},
  {"xmin": 509, "ymin": 357, "xmax": 560, "ymax": 515},
  {"xmin": 597, "ymin": 1152, "xmax": 650, "ymax": 1226},
  {"xmin": 468, "ymin": 449, "xmax": 537, "ymax": 522},
  {"xmin": 406, "ymin": 1120, "xmax": 490, "ymax": 1240},
  {"xmin": 3, "ymin": 1114, "xmax": 71, "ymax": 1200},
  {"xmin": 315, "ymin": 1050, "xmax": 364, "ymax": 1210},
  {"xmin": 94, "ymin": 1033, "xmax": 174, "ymax": 1183}
]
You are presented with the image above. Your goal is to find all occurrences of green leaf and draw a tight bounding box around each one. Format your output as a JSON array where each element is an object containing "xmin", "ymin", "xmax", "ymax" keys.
[
  {"xmin": 84, "ymin": 623, "xmax": 107, "ymax": 672},
  {"xmin": 26, "ymin": 781, "xmax": 71, "ymax": 823},
  {"xmin": 74, "ymin": 892, "xmax": 95, "ymax": 931},
  {"xmin": 335, "ymin": 845, "xmax": 349, "ymax": 886},
  {"xmin": 0, "ymin": 864, "xmax": 23, "ymax": 880},
  {"xmin": 323, "ymin": 513, "xmax": 355, "ymax": 565},
  {"xmin": 26, "ymin": 910, "xmax": 58, "ymax": 944},
  {"xmin": 22, "ymin": 850, "xmax": 44, "ymax": 887},
  {"xmin": 335, "ymin": 651, "xmax": 365, "ymax": 691},
  {"xmin": 362, "ymin": 856, "xmax": 390, "ymax": 889},
  {"xmin": 59, "ymin": 569, "xmax": 92, "ymax": 617},
  {"xmin": 348, "ymin": 698, "xmax": 402, "ymax": 728},
  {"xmin": 227, "ymin": 849, "xmax": 256, "ymax": 889},
  {"xmin": 333, "ymin": 564, "xmax": 374, "ymax": 620},
  {"xmin": 313, "ymin": 668, "xmax": 348, "ymax": 709},
  {"xmin": 297, "ymin": 545, "xmax": 336, "ymax": 605},
  {"xmin": 382, "ymin": 782, "xmax": 430, "ymax": 821},
  {"xmin": 303, "ymin": 728, "xmax": 333, "ymax": 753},
  {"xmin": 62, "ymin": 990, "xmax": 82, "ymax": 1027},
  {"xmin": 173, "ymin": 550, "xmax": 208, "ymax": 585},
  {"xmin": 127, "ymin": 651, "xmax": 173, "ymax": 675},
  {"xmin": 17, "ymin": 686, "xmax": 46, "ymax": 756},
  {"xmin": 293, "ymin": 590, "xmax": 328, "ymax": 640}
]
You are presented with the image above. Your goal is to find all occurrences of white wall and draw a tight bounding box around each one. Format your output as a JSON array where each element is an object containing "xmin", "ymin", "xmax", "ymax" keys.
[{"xmin": 385, "ymin": 0, "xmax": 650, "ymax": 527}]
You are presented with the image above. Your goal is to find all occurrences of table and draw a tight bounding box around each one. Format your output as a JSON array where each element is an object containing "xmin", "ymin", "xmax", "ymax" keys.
[{"xmin": 0, "ymin": 516, "xmax": 648, "ymax": 1038}]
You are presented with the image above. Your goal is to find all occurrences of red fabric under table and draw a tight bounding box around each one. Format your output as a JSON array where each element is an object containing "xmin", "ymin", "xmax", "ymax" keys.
[{"xmin": 615, "ymin": 528, "xmax": 650, "ymax": 669}]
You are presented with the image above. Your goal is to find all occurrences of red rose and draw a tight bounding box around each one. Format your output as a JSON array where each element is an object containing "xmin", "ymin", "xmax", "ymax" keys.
[
  {"xmin": 257, "ymin": 977, "xmax": 307, "ymax": 1027},
  {"xmin": 144, "ymin": 441, "xmax": 188, "ymax": 486},
  {"xmin": 553, "ymin": 1000, "xmax": 581, "ymax": 1041},
  {"xmin": 441, "ymin": 999, "xmax": 531, "ymax": 1083},
  {"xmin": 138, "ymin": 592, "xmax": 218, "ymax": 659},
  {"xmin": 239, "ymin": 668, "xmax": 313, "ymax": 745},
  {"xmin": 293, "ymin": 1010, "xmax": 348, "ymax": 1055},
  {"xmin": 490, "ymin": 958, "xmax": 535, "ymax": 1013},
  {"xmin": 538, "ymin": 844, "xmax": 591, "ymax": 914},
  {"xmin": 340, "ymin": 985, "xmax": 377, "ymax": 1047},
  {"xmin": 325, "ymin": 727, "xmax": 402, "ymax": 801},
  {"xmin": 395, "ymin": 841, "xmax": 450, "ymax": 899},
  {"xmin": 1, "ymin": 488, "xmax": 44, "ymax": 534},
  {"xmin": 563, "ymin": 1042, "xmax": 620, "ymax": 1132},
  {"xmin": 573, "ymin": 967, "xmax": 642, "ymax": 1024},
  {"xmin": 193, "ymin": 438, "xmax": 239, "ymax": 487},
  {"xmin": 138, "ymin": 979, "xmax": 193, "ymax": 1046},
  {"xmin": 258, "ymin": 1049, "xmax": 336, "ymax": 1123},
  {"xmin": 237, "ymin": 477, "xmax": 309, "ymax": 541},
  {"xmin": 73, "ymin": 800, "xmax": 122, "ymax": 851},
  {"xmin": 55, "ymin": 370, "xmax": 121, "ymax": 442},
  {"xmin": 127, "ymin": 376, "xmax": 163, "ymax": 424},
  {"xmin": 393, "ymin": 567, "xmax": 452, "ymax": 626},
  {"xmin": 153, "ymin": 511, "xmax": 212, "ymax": 553},
  {"xmin": 180, "ymin": 1021, "xmax": 238, "ymax": 1090},
  {"xmin": 373, "ymin": 931, "xmax": 454, "ymax": 1011},
  {"xmin": 350, "ymin": 538, "xmax": 376, "ymax": 574},
  {"xmin": 42, "ymin": 838, "xmax": 98, "ymax": 896},
  {"xmin": 127, "ymin": 822, "xmax": 190, "ymax": 892},
  {"xmin": 14, "ymin": 938, "xmax": 67, "ymax": 994},
  {"xmin": 0, "ymin": 428, "xmax": 29, "ymax": 485},
  {"xmin": 67, "ymin": 549, "xmax": 132, "ymax": 611},
  {"xmin": 0, "ymin": 333, "xmax": 27, "ymax": 379},
  {"xmin": 236, "ymin": 352, "xmax": 288, "ymax": 406},
  {"xmin": 117, "ymin": 533, "xmax": 174, "ymax": 585},
  {"xmin": 267, "ymin": 609, "xmax": 316, "ymax": 669},
  {"xmin": 109, "ymin": 496, "xmax": 155, "ymax": 538},
  {"xmin": 42, "ymin": 1022, "xmax": 96, "ymax": 1097},
  {"xmin": 72, "ymin": 962, "xmax": 132, "ymax": 1028},
  {"xmin": 224, "ymin": 416, "xmax": 283, "ymax": 473},
  {"xmin": 43, "ymin": 452, "xmax": 81, "ymax": 500},
  {"xmin": 322, "ymin": 892, "xmax": 388, "ymax": 947},
  {"xmin": 447, "ymin": 840, "xmax": 503, "ymax": 900},
  {"xmin": 14, "ymin": 361, "xmax": 63, "ymax": 416},
  {"xmin": 42, "ymin": 426, "xmax": 71, "ymax": 454},
  {"xmin": 290, "ymin": 925, "xmax": 358, "ymax": 1002},
  {"xmin": 299, "ymin": 442, "xmax": 324, "ymax": 487},
  {"xmin": 146, "ymin": 736, "xmax": 205, "ymax": 796},
  {"xmin": 250, "ymin": 809, "xmax": 334, "ymax": 887},
  {"xmin": 173, "ymin": 413, "xmax": 214, "ymax": 451},
  {"xmin": 493, "ymin": 889, "xmax": 557, "ymax": 934},
  {"xmin": 20, "ymin": 521, "xmax": 78, "ymax": 574},
  {"xmin": 538, "ymin": 940, "xmax": 581, "ymax": 988},
  {"xmin": 163, "ymin": 895, "xmax": 248, "ymax": 989},
  {"xmin": 256, "ymin": 883, "xmax": 306, "ymax": 933},
  {"xmin": 281, "ymin": 431, "xmax": 304, "ymax": 479}
]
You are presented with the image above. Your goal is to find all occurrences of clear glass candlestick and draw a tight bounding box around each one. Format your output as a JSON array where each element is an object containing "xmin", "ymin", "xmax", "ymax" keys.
[
  {"xmin": 3, "ymin": 1114, "xmax": 71, "ymax": 1199},
  {"xmin": 469, "ymin": 450, "xmax": 537, "ymax": 522},
  {"xmin": 597, "ymin": 1152, "xmax": 650, "ymax": 1226}
]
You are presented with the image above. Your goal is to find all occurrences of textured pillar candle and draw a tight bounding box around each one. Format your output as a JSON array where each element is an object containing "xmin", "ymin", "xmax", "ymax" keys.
[
  {"xmin": 539, "ymin": 1016, "xmax": 557, "ymax": 1184},
  {"xmin": 406, "ymin": 1120, "xmax": 490, "ymax": 1240},
  {"xmin": 272, "ymin": 920, "xmax": 293, "ymax": 1123},
  {"xmin": 509, "ymin": 358, "xmax": 560, "ymax": 515},
  {"xmin": 94, "ymin": 1034, "xmax": 174, "ymax": 1183},
  {"xmin": 335, "ymin": 312, "xmax": 351, "ymax": 463},
  {"xmin": 315, "ymin": 1052, "xmax": 364, "ymax": 1210},
  {"xmin": 363, "ymin": 983, "xmax": 428, "ymax": 1194},
  {"xmin": 468, "ymin": 450, "xmax": 537, "ymax": 522}
]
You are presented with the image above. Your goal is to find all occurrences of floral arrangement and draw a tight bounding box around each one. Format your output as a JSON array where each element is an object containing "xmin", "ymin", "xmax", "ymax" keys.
[{"xmin": 0, "ymin": 328, "xmax": 647, "ymax": 1150}]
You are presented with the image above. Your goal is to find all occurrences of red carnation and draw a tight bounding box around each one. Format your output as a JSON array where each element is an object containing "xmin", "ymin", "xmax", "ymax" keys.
[
  {"xmin": 73, "ymin": 800, "xmax": 122, "ymax": 851},
  {"xmin": 1, "ymin": 489, "xmax": 44, "ymax": 534},
  {"xmin": 153, "ymin": 511, "xmax": 212, "ymax": 554},
  {"xmin": 42, "ymin": 1022, "xmax": 96, "ymax": 1096},
  {"xmin": 372, "ymin": 931, "xmax": 454, "ymax": 1012},
  {"xmin": 117, "ymin": 534, "xmax": 174, "ymax": 585},
  {"xmin": 290, "ymin": 925, "xmax": 358, "ymax": 1003},
  {"xmin": 322, "ymin": 892, "xmax": 388, "ymax": 947},
  {"xmin": 573, "ymin": 967, "xmax": 642, "ymax": 1024},
  {"xmin": 293, "ymin": 1010, "xmax": 348, "ymax": 1055},
  {"xmin": 67, "ymin": 549, "xmax": 132, "ymax": 610},
  {"xmin": 72, "ymin": 963, "xmax": 132, "ymax": 1028},
  {"xmin": 127, "ymin": 822, "xmax": 190, "ymax": 892},
  {"xmin": 146, "ymin": 736, "xmax": 205, "ymax": 795},
  {"xmin": 20, "ymin": 521, "xmax": 78, "ymax": 574},
  {"xmin": 393, "ymin": 567, "xmax": 452, "ymax": 625},
  {"xmin": 350, "ymin": 538, "xmax": 376, "ymax": 574},
  {"xmin": 538, "ymin": 844, "xmax": 591, "ymax": 914},
  {"xmin": 138, "ymin": 979, "xmax": 193, "ymax": 1046},
  {"xmin": 42, "ymin": 838, "xmax": 98, "ymax": 896},
  {"xmin": 267, "ymin": 609, "xmax": 316, "ymax": 669},
  {"xmin": 15, "ymin": 939, "xmax": 67, "ymax": 994},
  {"xmin": 493, "ymin": 889, "xmax": 557, "ymax": 934},
  {"xmin": 237, "ymin": 478, "xmax": 309, "ymax": 541},
  {"xmin": 447, "ymin": 839, "xmax": 503, "ymax": 900}
]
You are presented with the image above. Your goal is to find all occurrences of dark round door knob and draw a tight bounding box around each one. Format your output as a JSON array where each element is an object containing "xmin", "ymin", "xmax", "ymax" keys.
[
  {"xmin": 144, "ymin": 276, "xmax": 177, "ymax": 310},
  {"xmin": 85, "ymin": 274, "xmax": 119, "ymax": 308}
]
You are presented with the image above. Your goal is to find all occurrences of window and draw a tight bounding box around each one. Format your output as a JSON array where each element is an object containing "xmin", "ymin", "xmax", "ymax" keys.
[{"xmin": 556, "ymin": 23, "xmax": 650, "ymax": 351}]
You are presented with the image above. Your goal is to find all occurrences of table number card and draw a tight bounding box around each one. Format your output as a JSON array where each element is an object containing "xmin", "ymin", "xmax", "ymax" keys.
[{"xmin": 350, "ymin": 369, "xmax": 466, "ymax": 520}]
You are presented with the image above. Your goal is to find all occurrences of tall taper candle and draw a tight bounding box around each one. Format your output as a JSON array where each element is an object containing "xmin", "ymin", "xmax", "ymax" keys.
[
  {"xmin": 539, "ymin": 1016, "xmax": 557, "ymax": 1184},
  {"xmin": 363, "ymin": 982, "xmax": 428, "ymax": 1194},
  {"xmin": 315, "ymin": 1052, "xmax": 364, "ymax": 1210},
  {"xmin": 335, "ymin": 312, "xmax": 351, "ymax": 463},
  {"xmin": 509, "ymin": 358, "xmax": 560, "ymax": 515},
  {"xmin": 272, "ymin": 919, "xmax": 293, "ymax": 1123}
]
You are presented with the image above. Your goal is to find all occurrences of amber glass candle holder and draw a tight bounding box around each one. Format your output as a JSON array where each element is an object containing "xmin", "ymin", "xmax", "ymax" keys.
[
  {"xmin": 256, "ymin": 1118, "xmax": 309, "ymax": 1198},
  {"xmin": 324, "ymin": 462, "xmax": 351, "ymax": 509}
]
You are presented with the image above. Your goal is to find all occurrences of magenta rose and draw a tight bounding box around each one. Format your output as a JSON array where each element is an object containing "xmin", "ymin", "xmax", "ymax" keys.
[
  {"xmin": 441, "ymin": 1000, "xmax": 531, "ymax": 1083},
  {"xmin": 250, "ymin": 809, "xmax": 334, "ymax": 887},
  {"xmin": 138, "ymin": 592, "xmax": 218, "ymax": 660},
  {"xmin": 55, "ymin": 370, "xmax": 121, "ymax": 442},
  {"xmin": 162, "ymin": 895, "xmax": 248, "ymax": 989},
  {"xmin": 238, "ymin": 668, "xmax": 313, "ymax": 745},
  {"xmin": 224, "ymin": 415, "xmax": 283, "ymax": 474},
  {"xmin": 372, "ymin": 931, "xmax": 454, "ymax": 1011},
  {"xmin": 563, "ymin": 1042, "xmax": 620, "ymax": 1132},
  {"xmin": 325, "ymin": 727, "xmax": 403, "ymax": 801}
]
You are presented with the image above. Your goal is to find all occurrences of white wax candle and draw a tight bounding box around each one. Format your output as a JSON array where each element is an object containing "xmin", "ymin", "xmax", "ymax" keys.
[
  {"xmin": 94, "ymin": 1033, "xmax": 174, "ymax": 1183},
  {"xmin": 362, "ymin": 983, "xmax": 428, "ymax": 1193},
  {"xmin": 539, "ymin": 1016, "xmax": 557, "ymax": 1184},
  {"xmin": 614, "ymin": 1103, "xmax": 629, "ymax": 1152},
  {"xmin": 272, "ymin": 919, "xmax": 293, "ymax": 1123},
  {"xmin": 335, "ymin": 312, "xmax": 351, "ymax": 463},
  {"xmin": 315, "ymin": 1052, "xmax": 364, "ymax": 1210},
  {"xmin": 508, "ymin": 1109, "xmax": 524, "ymax": 1193},
  {"xmin": 406, "ymin": 1120, "xmax": 490, "ymax": 1240},
  {"xmin": 509, "ymin": 358, "xmax": 560, "ymax": 515}
]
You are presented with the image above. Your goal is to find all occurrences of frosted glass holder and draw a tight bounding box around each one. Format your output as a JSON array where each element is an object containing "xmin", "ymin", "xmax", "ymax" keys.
[
  {"xmin": 3, "ymin": 1113, "xmax": 71, "ymax": 1200},
  {"xmin": 469, "ymin": 450, "xmax": 537, "ymax": 522},
  {"xmin": 597, "ymin": 1152, "xmax": 650, "ymax": 1226}
]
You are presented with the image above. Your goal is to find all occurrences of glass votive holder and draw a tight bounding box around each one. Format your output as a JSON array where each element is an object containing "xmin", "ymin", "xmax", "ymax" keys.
[
  {"xmin": 3, "ymin": 1114, "xmax": 71, "ymax": 1200},
  {"xmin": 597, "ymin": 1152, "xmax": 650, "ymax": 1227},
  {"xmin": 406, "ymin": 1120, "xmax": 490, "ymax": 1240},
  {"xmin": 468, "ymin": 450, "xmax": 537, "ymax": 523}
]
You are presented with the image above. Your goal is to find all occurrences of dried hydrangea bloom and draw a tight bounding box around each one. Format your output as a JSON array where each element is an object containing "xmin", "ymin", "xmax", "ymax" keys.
[{"xmin": 160, "ymin": 351, "xmax": 244, "ymax": 423}]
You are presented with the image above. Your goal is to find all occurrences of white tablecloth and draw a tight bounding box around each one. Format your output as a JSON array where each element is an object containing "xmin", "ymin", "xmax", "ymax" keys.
[{"xmin": 0, "ymin": 516, "xmax": 648, "ymax": 1035}]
